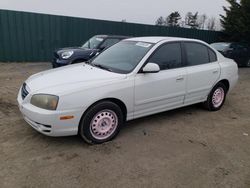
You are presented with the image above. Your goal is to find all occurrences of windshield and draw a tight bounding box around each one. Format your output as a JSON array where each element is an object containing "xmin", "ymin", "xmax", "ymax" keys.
[
  {"xmin": 91, "ymin": 41, "xmax": 153, "ymax": 74},
  {"xmin": 211, "ymin": 43, "xmax": 230, "ymax": 51},
  {"xmin": 82, "ymin": 36, "xmax": 104, "ymax": 49}
]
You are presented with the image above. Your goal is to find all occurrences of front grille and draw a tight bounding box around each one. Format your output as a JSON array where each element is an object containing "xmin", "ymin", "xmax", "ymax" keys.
[{"xmin": 21, "ymin": 83, "xmax": 29, "ymax": 99}]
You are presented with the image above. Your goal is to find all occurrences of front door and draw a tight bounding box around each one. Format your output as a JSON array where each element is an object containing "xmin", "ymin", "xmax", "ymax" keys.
[{"xmin": 134, "ymin": 42, "xmax": 186, "ymax": 119}]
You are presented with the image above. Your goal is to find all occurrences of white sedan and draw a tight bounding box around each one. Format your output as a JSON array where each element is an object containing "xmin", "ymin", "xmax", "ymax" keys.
[{"xmin": 17, "ymin": 37, "xmax": 238, "ymax": 144}]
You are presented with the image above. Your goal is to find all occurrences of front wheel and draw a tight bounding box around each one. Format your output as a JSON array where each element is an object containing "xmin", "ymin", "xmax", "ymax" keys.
[
  {"xmin": 203, "ymin": 82, "xmax": 227, "ymax": 111},
  {"xmin": 79, "ymin": 101, "xmax": 123, "ymax": 144}
]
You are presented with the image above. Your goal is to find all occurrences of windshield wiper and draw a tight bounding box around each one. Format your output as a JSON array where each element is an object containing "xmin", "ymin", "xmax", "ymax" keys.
[
  {"xmin": 92, "ymin": 64, "xmax": 113, "ymax": 72},
  {"xmin": 84, "ymin": 61, "xmax": 113, "ymax": 72}
]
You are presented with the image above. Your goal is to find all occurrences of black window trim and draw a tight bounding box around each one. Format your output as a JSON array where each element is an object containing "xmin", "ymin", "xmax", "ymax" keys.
[
  {"xmin": 182, "ymin": 41, "xmax": 218, "ymax": 67},
  {"xmin": 138, "ymin": 41, "xmax": 185, "ymax": 73}
]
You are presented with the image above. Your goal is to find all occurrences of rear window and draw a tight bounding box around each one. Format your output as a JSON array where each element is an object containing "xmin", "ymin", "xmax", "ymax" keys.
[
  {"xmin": 185, "ymin": 42, "xmax": 209, "ymax": 66},
  {"xmin": 208, "ymin": 48, "xmax": 217, "ymax": 62},
  {"xmin": 185, "ymin": 42, "xmax": 217, "ymax": 66}
]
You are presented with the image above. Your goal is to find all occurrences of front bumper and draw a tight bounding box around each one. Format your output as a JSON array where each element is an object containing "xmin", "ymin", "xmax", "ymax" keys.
[{"xmin": 17, "ymin": 89, "xmax": 83, "ymax": 137}]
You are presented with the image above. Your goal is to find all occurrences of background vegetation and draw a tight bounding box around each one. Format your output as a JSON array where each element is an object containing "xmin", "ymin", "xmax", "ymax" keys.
[{"xmin": 155, "ymin": 0, "xmax": 250, "ymax": 43}]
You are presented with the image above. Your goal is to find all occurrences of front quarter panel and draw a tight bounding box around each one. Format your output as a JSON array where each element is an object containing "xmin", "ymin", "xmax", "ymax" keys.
[{"xmin": 57, "ymin": 77, "xmax": 135, "ymax": 121}]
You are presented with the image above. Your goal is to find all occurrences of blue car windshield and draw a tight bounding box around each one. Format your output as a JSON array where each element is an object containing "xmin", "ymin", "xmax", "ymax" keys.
[
  {"xmin": 211, "ymin": 43, "xmax": 230, "ymax": 51},
  {"xmin": 82, "ymin": 36, "xmax": 104, "ymax": 49}
]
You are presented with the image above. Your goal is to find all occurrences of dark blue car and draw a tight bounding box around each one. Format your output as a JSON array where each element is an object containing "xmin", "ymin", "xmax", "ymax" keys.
[
  {"xmin": 211, "ymin": 42, "xmax": 250, "ymax": 67},
  {"xmin": 52, "ymin": 35, "xmax": 129, "ymax": 68}
]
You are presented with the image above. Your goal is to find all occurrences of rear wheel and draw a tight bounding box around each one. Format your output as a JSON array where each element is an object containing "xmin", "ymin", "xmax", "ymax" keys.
[
  {"xmin": 79, "ymin": 101, "xmax": 123, "ymax": 144},
  {"xmin": 203, "ymin": 82, "xmax": 227, "ymax": 111}
]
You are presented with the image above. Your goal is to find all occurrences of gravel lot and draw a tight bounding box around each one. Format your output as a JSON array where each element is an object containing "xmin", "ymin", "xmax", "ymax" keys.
[{"xmin": 0, "ymin": 63, "xmax": 250, "ymax": 188}]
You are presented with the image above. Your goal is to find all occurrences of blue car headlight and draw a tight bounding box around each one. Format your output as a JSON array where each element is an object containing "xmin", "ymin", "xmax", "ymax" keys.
[{"xmin": 61, "ymin": 51, "xmax": 74, "ymax": 59}]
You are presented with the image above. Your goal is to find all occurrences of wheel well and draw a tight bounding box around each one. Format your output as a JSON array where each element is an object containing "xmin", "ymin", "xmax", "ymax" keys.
[
  {"xmin": 81, "ymin": 98, "xmax": 127, "ymax": 122},
  {"xmin": 107, "ymin": 98, "xmax": 127, "ymax": 121},
  {"xmin": 219, "ymin": 79, "xmax": 230, "ymax": 92}
]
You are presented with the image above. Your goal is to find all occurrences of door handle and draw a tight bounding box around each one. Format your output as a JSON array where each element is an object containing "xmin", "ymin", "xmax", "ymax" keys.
[
  {"xmin": 213, "ymin": 70, "xmax": 219, "ymax": 74},
  {"xmin": 176, "ymin": 76, "xmax": 184, "ymax": 81}
]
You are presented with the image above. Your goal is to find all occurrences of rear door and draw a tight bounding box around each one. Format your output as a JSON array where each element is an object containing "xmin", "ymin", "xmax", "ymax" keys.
[{"xmin": 183, "ymin": 42, "xmax": 220, "ymax": 105}]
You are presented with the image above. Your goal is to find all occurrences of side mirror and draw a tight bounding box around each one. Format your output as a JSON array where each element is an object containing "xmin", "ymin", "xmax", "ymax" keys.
[{"xmin": 142, "ymin": 63, "xmax": 160, "ymax": 73}]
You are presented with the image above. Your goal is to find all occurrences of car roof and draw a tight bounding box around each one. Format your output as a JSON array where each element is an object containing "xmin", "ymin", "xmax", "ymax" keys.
[
  {"xmin": 95, "ymin": 35, "xmax": 130, "ymax": 39},
  {"xmin": 125, "ymin": 36, "xmax": 204, "ymax": 44}
]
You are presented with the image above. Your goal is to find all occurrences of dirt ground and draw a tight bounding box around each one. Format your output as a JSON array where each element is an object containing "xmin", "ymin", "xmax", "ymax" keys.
[{"xmin": 0, "ymin": 63, "xmax": 250, "ymax": 188}]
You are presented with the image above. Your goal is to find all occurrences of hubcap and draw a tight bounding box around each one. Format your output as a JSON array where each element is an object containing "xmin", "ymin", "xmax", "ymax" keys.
[
  {"xmin": 90, "ymin": 110, "xmax": 118, "ymax": 140},
  {"xmin": 212, "ymin": 87, "xmax": 225, "ymax": 108}
]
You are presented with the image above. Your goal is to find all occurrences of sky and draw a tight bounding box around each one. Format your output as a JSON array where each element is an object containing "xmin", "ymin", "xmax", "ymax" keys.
[{"xmin": 0, "ymin": 0, "xmax": 229, "ymax": 25}]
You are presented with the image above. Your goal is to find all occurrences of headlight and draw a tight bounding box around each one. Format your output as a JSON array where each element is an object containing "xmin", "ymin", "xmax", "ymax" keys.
[
  {"xmin": 31, "ymin": 94, "xmax": 59, "ymax": 110},
  {"xmin": 61, "ymin": 51, "xmax": 73, "ymax": 59}
]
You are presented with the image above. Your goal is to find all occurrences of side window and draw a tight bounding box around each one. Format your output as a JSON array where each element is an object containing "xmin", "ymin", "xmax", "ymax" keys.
[
  {"xmin": 148, "ymin": 43, "xmax": 182, "ymax": 70},
  {"xmin": 208, "ymin": 48, "xmax": 217, "ymax": 62},
  {"xmin": 185, "ymin": 42, "xmax": 209, "ymax": 66},
  {"xmin": 100, "ymin": 38, "xmax": 120, "ymax": 49}
]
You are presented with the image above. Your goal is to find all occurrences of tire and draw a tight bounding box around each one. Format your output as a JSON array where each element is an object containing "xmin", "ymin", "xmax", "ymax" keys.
[
  {"xmin": 79, "ymin": 101, "xmax": 123, "ymax": 144},
  {"xmin": 203, "ymin": 82, "xmax": 227, "ymax": 111}
]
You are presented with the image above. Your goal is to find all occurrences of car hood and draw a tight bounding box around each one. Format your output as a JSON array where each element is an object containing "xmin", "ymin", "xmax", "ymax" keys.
[
  {"xmin": 56, "ymin": 47, "xmax": 96, "ymax": 55},
  {"xmin": 25, "ymin": 64, "xmax": 127, "ymax": 94}
]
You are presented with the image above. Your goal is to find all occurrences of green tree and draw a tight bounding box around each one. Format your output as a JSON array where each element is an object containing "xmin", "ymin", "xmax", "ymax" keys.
[
  {"xmin": 166, "ymin": 11, "xmax": 181, "ymax": 27},
  {"xmin": 220, "ymin": 0, "xmax": 250, "ymax": 42}
]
